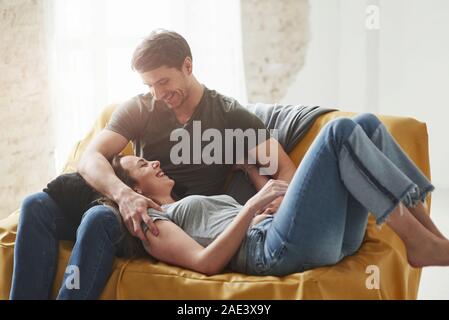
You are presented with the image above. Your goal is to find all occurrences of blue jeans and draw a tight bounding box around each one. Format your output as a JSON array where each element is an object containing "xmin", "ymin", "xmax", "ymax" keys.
[
  {"xmin": 10, "ymin": 192, "xmax": 123, "ymax": 299},
  {"xmin": 246, "ymin": 113, "xmax": 434, "ymax": 276}
]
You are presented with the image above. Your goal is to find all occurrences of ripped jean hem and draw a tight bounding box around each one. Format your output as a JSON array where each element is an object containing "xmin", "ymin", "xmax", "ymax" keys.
[
  {"xmin": 375, "ymin": 183, "xmax": 420, "ymax": 225},
  {"xmin": 415, "ymin": 184, "xmax": 435, "ymax": 207}
]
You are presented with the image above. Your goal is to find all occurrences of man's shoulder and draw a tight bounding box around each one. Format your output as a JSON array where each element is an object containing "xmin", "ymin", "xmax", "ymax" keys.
[
  {"xmin": 119, "ymin": 92, "xmax": 156, "ymax": 113},
  {"xmin": 205, "ymin": 87, "xmax": 242, "ymax": 113},
  {"xmin": 106, "ymin": 92, "xmax": 158, "ymax": 140}
]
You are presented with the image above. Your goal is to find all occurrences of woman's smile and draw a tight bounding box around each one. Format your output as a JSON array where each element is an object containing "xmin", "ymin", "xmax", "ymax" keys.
[{"xmin": 155, "ymin": 170, "xmax": 165, "ymax": 178}]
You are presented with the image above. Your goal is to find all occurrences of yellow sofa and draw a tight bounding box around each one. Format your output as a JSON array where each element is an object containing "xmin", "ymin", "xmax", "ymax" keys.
[{"xmin": 0, "ymin": 106, "xmax": 432, "ymax": 299}]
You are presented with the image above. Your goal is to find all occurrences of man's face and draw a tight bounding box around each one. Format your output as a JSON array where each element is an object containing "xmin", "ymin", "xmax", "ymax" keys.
[{"xmin": 139, "ymin": 58, "xmax": 192, "ymax": 110}]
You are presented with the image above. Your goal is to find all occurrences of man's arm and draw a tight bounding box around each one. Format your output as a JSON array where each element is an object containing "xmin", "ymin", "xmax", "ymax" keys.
[
  {"xmin": 226, "ymin": 102, "xmax": 296, "ymax": 214},
  {"xmin": 78, "ymin": 129, "xmax": 130, "ymax": 201},
  {"xmin": 268, "ymin": 137, "xmax": 296, "ymax": 182},
  {"xmin": 248, "ymin": 137, "xmax": 296, "ymax": 183},
  {"xmin": 77, "ymin": 129, "xmax": 161, "ymax": 240},
  {"xmin": 227, "ymin": 104, "xmax": 296, "ymax": 183},
  {"xmin": 242, "ymin": 137, "xmax": 296, "ymax": 215}
]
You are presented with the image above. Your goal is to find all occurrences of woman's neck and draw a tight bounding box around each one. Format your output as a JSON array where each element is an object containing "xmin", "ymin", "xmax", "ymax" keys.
[{"xmin": 153, "ymin": 195, "xmax": 176, "ymax": 206}]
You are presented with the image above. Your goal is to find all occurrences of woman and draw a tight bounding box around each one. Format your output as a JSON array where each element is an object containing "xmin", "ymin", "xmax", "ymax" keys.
[{"xmin": 110, "ymin": 113, "xmax": 448, "ymax": 276}]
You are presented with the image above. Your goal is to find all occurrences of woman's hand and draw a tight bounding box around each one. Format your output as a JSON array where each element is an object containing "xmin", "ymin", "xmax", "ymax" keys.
[
  {"xmin": 250, "ymin": 213, "xmax": 271, "ymax": 226},
  {"xmin": 245, "ymin": 179, "xmax": 288, "ymax": 215},
  {"xmin": 260, "ymin": 196, "xmax": 284, "ymax": 215}
]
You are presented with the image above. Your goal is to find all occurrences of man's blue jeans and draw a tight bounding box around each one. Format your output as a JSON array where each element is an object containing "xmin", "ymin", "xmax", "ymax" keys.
[
  {"xmin": 246, "ymin": 113, "xmax": 434, "ymax": 276},
  {"xmin": 10, "ymin": 193, "xmax": 123, "ymax": 299}
]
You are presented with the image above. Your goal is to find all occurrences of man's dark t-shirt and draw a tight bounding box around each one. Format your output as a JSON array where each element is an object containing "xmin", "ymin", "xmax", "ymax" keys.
[{"xmin": 106, "ymin": 87, "xmax": 269, "ymax": 197}]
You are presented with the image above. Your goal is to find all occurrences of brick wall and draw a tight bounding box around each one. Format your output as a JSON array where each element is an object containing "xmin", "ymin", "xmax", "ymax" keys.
[
  {"xmin": 0, "ymin": 0, "xmax": 54, "ymax": 218},
  {"xmin": 241, "ymin": 0, "xmax": 309, "ymax": 103}
]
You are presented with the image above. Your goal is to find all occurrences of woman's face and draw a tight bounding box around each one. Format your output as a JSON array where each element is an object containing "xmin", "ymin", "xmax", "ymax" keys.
[{"xmin": 119, "ymin": 155, "xmax": 175, "ymax": 199}]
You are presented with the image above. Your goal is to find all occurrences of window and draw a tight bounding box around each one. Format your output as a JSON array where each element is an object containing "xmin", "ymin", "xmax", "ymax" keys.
[{"xmin": 46, "ymin": 0, "xmax": 247, "ymax": 172}]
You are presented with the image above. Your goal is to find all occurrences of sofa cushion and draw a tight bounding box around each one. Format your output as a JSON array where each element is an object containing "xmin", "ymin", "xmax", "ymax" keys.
[{"xmin": 1, "ymin": 109, "xmax": 431, "ymax": 299}]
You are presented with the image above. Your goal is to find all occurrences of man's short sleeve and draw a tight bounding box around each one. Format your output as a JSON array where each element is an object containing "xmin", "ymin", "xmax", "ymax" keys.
[
  {"xmin": 224, "ymin": 100, "xmax": 271, "ymax": 163},
  {"xmin": 106, "ymin": 94, "xmax": 151, "ymax": 141},
  {"xmin": 226, "ymin": 101, "xmax": 271, "ymax": 142}
]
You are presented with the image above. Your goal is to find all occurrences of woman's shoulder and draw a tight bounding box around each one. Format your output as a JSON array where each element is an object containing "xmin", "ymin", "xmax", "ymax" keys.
[
  {"xmin": 181, "ymin": 194, "xmax": 240, "ymax": 206},
  {"xmin": 147, "ymin": 207, "xmax": 171, "ymax": 221}
]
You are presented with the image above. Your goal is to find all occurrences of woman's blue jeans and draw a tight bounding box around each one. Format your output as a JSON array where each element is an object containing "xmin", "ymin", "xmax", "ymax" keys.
[
  {"xmin": 10, "ymin": 193, "xmax": 123, "ymax": 299},
  {"xmin": 246, "ymin": 113, "xmax": 434, "ymax": 276}
]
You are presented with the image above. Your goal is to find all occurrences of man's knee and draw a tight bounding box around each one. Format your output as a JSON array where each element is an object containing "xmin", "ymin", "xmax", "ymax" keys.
[
  {"xmin": 20, "ymin": 192, "xmax": 57, "ymax": 225},
  {"xmin": 78, "ymin": 205, "xmax": 120, "ymax": 239}
]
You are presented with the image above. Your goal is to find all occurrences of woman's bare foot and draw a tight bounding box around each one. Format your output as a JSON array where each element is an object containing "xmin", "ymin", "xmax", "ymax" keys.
[
  {"xmin": 408, "ymin": 201, "xmax": 448, "ymax": 240},
  {"xmin": 386, "ymin": 202, "xmax": 449, "ymax": 268},
  {"xmin": 406, "ymin": 236, "xmax": 449, "ymax": 268}
]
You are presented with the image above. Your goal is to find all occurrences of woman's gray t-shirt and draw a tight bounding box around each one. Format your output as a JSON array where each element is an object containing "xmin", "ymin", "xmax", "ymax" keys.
[{"xmin": 146, "ymin": 194, "xmax": 267, "ymax": 272}]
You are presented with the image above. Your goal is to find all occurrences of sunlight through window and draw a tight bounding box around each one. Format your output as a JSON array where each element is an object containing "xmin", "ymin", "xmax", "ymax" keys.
[{"xmin": 47, "ymin": 0, "xmax": 246, "ymax": 172}]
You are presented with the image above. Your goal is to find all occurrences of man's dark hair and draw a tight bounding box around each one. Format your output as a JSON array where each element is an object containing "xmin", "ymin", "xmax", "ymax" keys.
[{"xmin": 131, "ymin": 29, "xmax": 192, "ymax": 72}]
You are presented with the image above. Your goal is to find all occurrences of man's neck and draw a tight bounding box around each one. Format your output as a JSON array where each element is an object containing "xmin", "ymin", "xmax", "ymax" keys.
[{"xmin": 173, "ymin": 78, "xmax": 204, "ymax": 123}]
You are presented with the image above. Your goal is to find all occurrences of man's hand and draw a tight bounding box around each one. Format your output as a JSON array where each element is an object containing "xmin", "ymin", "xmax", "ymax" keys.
[{"xmin": 118, "ymin": 189, "xmax": 163, "ymax": 242}]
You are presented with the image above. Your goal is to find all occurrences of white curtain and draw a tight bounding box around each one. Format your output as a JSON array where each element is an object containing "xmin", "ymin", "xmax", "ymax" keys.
[{"xmin": 46, "ymin": 0, "xmax": 247, "ymax": 173}]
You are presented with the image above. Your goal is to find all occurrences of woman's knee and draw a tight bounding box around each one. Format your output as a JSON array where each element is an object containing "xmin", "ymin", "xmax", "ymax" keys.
[
  {"xmin": 351, "ymin": 113, "xmax": 382, "ymax": 138},
  {"xmin": 325, "ymin": 117, "xmax": 358, "ymax": 147}
]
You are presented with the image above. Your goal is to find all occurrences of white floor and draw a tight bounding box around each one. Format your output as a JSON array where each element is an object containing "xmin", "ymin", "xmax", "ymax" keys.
[{"xmin": 417, "ymin": 188, "xmax": 449, "ymax": 300}]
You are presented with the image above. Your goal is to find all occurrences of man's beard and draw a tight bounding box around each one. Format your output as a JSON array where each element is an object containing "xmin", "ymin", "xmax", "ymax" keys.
[{"xmin": 172, "ymin": 89, "xmax": 189, "ymax": 109}]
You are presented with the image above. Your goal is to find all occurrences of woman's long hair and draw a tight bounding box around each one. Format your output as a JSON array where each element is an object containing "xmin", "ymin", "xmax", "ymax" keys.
[
  {"xmin": 97, "ymin": 155, "xmax": 148, "ymax": 259},
  {"xmin": 103, "ymin": 154, "xmax": 181, "ymax": 259}
]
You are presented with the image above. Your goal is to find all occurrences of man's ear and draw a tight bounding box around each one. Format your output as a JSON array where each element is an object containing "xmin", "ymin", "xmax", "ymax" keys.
[{"xmin": 183, "ymin": 57, "xmax": 192, "ymax": 74}]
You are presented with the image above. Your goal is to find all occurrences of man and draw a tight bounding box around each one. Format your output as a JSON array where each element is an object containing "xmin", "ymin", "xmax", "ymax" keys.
[
  {"xmin": 11, "ymin": 29, "xmax": 296, "ymax": 299},
  {"xmin": 79, "ymin": 29, "xmax": 296, "ymax": 242}
]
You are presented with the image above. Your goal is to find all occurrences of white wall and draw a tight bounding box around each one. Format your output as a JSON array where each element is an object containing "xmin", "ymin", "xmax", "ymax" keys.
[
  {"xmin": 281, "ymin": 0, "xmax": 340, "ymax": 109},
  {"xmin": 281, "ymin": 0, "xmax": 449, "ymax": 189},
  {"xmin": 378, "ymin": 0, "xmax": 449, "ymax": 190}
]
